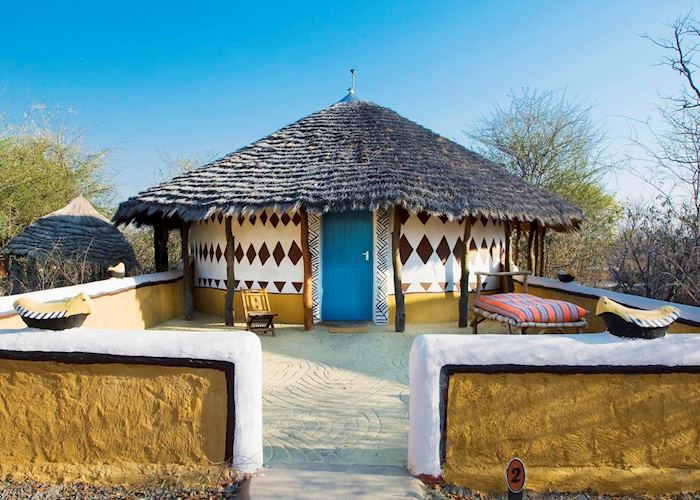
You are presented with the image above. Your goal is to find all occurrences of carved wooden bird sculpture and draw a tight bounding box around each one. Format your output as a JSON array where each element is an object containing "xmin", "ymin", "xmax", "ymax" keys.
[
  {"xmin": 596, "ymin": 296, "xmax": 680, "ymax": 339},
  {"xmin": 13, "ymin": 292, "xmax": 94, "ymax": 330}
]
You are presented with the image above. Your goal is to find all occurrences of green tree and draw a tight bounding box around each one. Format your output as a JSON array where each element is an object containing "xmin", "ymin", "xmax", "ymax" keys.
[
  {"xmin": 469, "ymin": 88, "xmax": 621, "ymax": 285},
  {"xmin": 0, "ymin": 112, "xmax": 112, "ymax": 247}
]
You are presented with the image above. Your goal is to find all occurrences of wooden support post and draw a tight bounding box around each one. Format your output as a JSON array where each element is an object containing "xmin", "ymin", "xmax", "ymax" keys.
[
  {"xmin": 180, "ymin": 222, "xmax": 194, "ymax": 321},
  {"xmin": 502, "ymin": 220, "xmax": 512, "ymax": 292},
  {"xmin": 527, "ymin": 221, "xmax": 536, "ymax": 273},
  {"xmin": 458, "ymin": 216, "xmax": 472, "ymax": 328},
  {"xmin": 300, "ymin": 208, "xmax": 313, "ymax": 331},
  {"xmin": 392, "ymin": 206, "xmax": 406, "ymax": 332},
  {"xmin": 153, "ymin": 219, "xmax": 169, "ymax": 272},
  {"xmin": 513, "ymin": 222, "xmax": 521, "ymax": 268},
  {"xmin": 538, "ymin": 225, "xmax": 547, "ymax": 277},
  {"xmin": 224, "ymin": 216, "xmax": 236, "ymax": 326}
]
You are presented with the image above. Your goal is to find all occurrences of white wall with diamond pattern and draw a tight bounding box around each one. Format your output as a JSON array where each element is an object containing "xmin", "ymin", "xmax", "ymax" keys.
[
  {"xmin": 386, "ymin": 210, "xmax": 506, "ymax": 295},
  {"xmin": 190, "ymin": 211, "xmax": 304, "ymax": 295}
]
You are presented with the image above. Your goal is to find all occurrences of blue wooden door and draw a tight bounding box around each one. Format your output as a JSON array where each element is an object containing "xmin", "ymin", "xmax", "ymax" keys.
[{"xmin": 322, "ymin": 211, "xmax": 373, "ymax": 321}]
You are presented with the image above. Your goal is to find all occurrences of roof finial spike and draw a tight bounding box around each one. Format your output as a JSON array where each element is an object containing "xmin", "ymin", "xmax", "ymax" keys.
[{"xmin": 349, "ymin": 68, "xmax": 356, "ymax": 94}]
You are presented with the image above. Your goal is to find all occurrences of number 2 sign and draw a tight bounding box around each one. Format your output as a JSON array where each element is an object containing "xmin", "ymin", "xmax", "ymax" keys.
[{"xmin": 506, "ymin": 457, "xmax": 526, "ymax": 495}]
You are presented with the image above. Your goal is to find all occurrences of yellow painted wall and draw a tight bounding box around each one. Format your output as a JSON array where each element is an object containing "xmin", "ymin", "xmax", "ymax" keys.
[
  {"xmin": 388, "ymin": 292, "xmax": 492, "ymax": 324},
  {"xmin": 517, "ymin": 282, "xmax": 700, "ymax": 333},
  {"xmin": 0, "ymin": 358, "xmax": 230, "ymax": 487},
  {"xmin": 445, "ymin": 372, "xmax": 700, "ymax": 494},
  {"xmin": 194, "ymin": 286, "xmax": 304, "ymax": 324},
  {"xmin": 0, "ymin": 279, "xmax": 184, "ymax": 331}
]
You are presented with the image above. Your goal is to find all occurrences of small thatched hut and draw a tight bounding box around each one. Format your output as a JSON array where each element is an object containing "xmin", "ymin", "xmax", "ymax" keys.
[
  {"xmin": 114, "ymin": 86, "xmax": 582, "ymax": 331},
  {"xmin": 4, "ymin": 196, "xmax": 137, "ymax": 292}
]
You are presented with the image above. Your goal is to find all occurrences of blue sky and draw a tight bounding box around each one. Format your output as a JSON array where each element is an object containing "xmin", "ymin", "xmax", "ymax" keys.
[{"xmin": 1, "ymin": 1, "xmax": 695, "ymax": 203}]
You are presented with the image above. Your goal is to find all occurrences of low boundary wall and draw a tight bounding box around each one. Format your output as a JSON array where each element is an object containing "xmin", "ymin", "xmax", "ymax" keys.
[
  {"xmin": 515, "ymin": 275, "xmax": 700, "ymax": 333},
  {"xmin": 408, "ymin": 333, "xmax": 700, "ymax": 494},
  {"xmin": 0, "ymin": 270, "xmax": 184, "ymax": 330},
  {"xmin": 0, "ymin": 328, "xmax": 262, "ymax": 486}
]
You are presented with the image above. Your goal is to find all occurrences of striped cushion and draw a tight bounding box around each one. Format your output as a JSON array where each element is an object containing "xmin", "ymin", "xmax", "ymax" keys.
[{"xmin": 474, "ymin": 293, "xmax": 588, "ymax": 324}]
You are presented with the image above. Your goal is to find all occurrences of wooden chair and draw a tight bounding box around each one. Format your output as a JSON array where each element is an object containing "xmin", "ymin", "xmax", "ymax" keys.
[{"xmin": 241, "ymin": 289, "xmax": 277, "ymax": 336}]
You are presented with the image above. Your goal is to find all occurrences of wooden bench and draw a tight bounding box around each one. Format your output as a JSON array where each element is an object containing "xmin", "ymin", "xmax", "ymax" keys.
[
  {"xmin": 470, "ymin": 271, "xmax": 587, "ymax": 334},
  {"xmin": 241, "ymin": 289, "xmax": 277, "ymax": 336}
]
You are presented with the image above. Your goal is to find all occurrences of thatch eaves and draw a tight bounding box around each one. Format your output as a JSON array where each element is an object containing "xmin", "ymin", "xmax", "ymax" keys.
[
  {"xmin": 114, "ymin": 99, "xmax": 584, "ymax": 231},
  {"xmin": 4, "ymin": 196, "xmax": 138, "ymax": 270}
]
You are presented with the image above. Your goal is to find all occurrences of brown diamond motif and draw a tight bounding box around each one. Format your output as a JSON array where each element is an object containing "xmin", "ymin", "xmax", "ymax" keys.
[
  {"xmin": 416, "ymin": 236, "xmax": 434, "ymax": 264},
  {"xmin": 237, "ymin": 215, "xmax": 245, "ymax": 225},
  {"xmin": 287, "ymin": 241, "xmax": 303, "ymax": 265},
  {"xmin": 480, "ymin": 238, "xmax": 488, "ymax": 250},
  {"xmin": 420, "ymin": 282, "xmax": 432, "ymax": 291},
  {"xmin": 480, "ymin": 215, "xmax": 488, "ymax": 227},
  {"xmin": 214, "ymin": 279, "xmax": 220, "ymax": 288},
  {"xmin": 436, "ymin": 237, "xmax": 451, "ymax": 264},
  {"xmin": 246, "ymin": 244, "xmax": 256, "ymax": 264},
  {"xmin": 453, "ymin": 237, "xmax": 463, "ymax": 260},
  {"xmin": 401, "ymin": 283, "xmax": 410, "ymax": 292},
  {"xmin": 234, "ymin": 243, "xmax": 244, "ymax": 263},
  {"xmin": 245, "ymin": 280, "xmax": 254, "ymax": 289},
  {"xmin": 470, "ymin": 239, "xmax": 478, "ymax": 251},
  {"xmin": 209, "ymin": 244, "xmax": 215, "ymax": 261},
  {"xmin": 258, "ymin": 243, "xmax": 270, "ymax": 265},
  {"xmin": 208, "ymin": 278, "xmax": 213, "ymax": 286},
  {"xmin": 291, "ymin": 282, "xmax": 303, "ymax": 292},
  {"xmin": 249, "ymin": 214, "xmax": 256, "ymax": 225},
  {"xmin": 399, "ymin": 235, "xmax": 413, "ymax": 265},
  {"xmin": 270, "ymin": 213, "xmax": 280, "ymax": 228},
  {"xmin": 215, "ymin": 244, "xmax": 223, "ymax": 262},
  {"xmin": 292, "ymin": 212, "xmax": 301, "ymax": 226},
  {"xmin": 417, "ymin": 211, "xmax": 431, "ymax": 225},
  {"xmin": 398, "ymin": 208, "xmax": 410, "ymax": 225},
  {"xmin": 489, "ymin": 240, "xmax": 497, "ymax": 258},
  {"xmin": 274, "ymin": 281, "xmax": 286, "ymax": 292},
  {"xmin": 198, "ymin": 243, "xmax": 204, "ymax": 260},
  {"xmin": 281, "ymin": 213, "xmax": 291, "ymax": 226},
  {"xmin": 259, "ymin": 210, "xmax": 268, "ymax": 225},
  {"xmin": 217, "ymin": 213, "xmax": 223, "ymax": 224},
  {"xmin": 438, "ymin": 214, "xmax": 449, "ymax": 224},
  {"xmin": 438, "ymin": 282, "xmax": 447, "ymax": 291},
  {"xmin": 272, "ymin": 242, "xmax": 285, "ymax": 265},
  {"xmin": 234, "ymin": 280, "xmax": 240, "ymax": 288},
  {"xmin": 258, "ymin": 281, "xmax": 268, "ymax": 289}
]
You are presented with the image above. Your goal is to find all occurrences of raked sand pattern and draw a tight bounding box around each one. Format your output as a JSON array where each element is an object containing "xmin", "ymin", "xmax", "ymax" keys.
[{"xmin": 260, "ymin": 328, "xmax": 415, "ymax": 466}]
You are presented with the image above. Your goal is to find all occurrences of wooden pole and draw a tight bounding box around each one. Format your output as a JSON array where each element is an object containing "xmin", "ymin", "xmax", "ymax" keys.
[
  {"xmin": 533, "ymin": 223, "xmax": 540, "ymax": 276},
  {"xmin": 153, "ymin": 219, "xmax": 169, "ymax": 272},
  {"xmin": 392, "ymin": 206, "xmax": 406, "ymax": 332},
  {"xmin": 180, "ymin": 222, "xmax": 194, "ymax": 321},
  {"xmin": 527, "ymin": 221, "xmax": 536, "ymax": 273},
  {"xmin": 513, "ymin": 222, "xmax": 521, "ymax": 268},
  {"xmin": 538, "ymin": 226, "xmax": 547, "ymax": 277},
  {"xmin": 502, "ymin": 220, "xmax": 512, "ymax": 292},
  {"xmin": 458, "ymin": 216, "xmax": 472, "ymax": 328},
  {"xmin": 224, "ymin": 216, "xmax": 236, "ymax": 326},
  {"xmin": 300, "ymin": 208, "xmax": 313, "ymax": 331}
]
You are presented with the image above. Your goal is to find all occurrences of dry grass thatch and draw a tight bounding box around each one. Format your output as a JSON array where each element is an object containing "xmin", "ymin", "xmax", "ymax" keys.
[
  {"xmin": 3, "ymin": 196, "xmax": 137, "ymax": 270},
  {"xmin": 114, "ymin": 99, "xmax": 583, "ymax": 230}
]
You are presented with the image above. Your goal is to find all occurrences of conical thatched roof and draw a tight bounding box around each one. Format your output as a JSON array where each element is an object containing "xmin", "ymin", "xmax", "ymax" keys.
[
  {"xmin": 114, "ymin": 98, "xmax": 583, "ymax": 230},
  {"xmin": 4, "ymin": 196, "xmax": 137, "ymax": 270}
]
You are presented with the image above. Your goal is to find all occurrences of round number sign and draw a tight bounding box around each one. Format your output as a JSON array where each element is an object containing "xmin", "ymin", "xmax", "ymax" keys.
[{"xmin": 505, "ymin": 457, "xmax": 526, "ymax": 493}]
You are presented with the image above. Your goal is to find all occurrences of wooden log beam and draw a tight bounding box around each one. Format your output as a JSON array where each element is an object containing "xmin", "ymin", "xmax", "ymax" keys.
[
  {"xmin": 533, "ymin": 222, "xmax": 540, "ymax": 276},
  {"xmin": 224, "ymin": 216, "xmax": 235, "ymax": 327},
  {"xmin": 538, "ymin": 225, "xmax": 547, "ymax": 277},
  {"xmin": 527, "ymin": 221, "xmax": 537, "ymax": 274},
  {"xmin": 513, "ymin": 222, "xmax": 521, "ymax": 267},
  {"xmin": 153, "ymin": 219, "xmax": 169, "ymax": 272},
  {"xmin": 180, "ymin": 222, "xmax": 194, "ymax": 321},
  {"xmin": 458, "ymin": 216, "xmax": 472, "ymax": 328},
  {"xmin": 392, "ymin": 206, "xmax": 406, "ymax": 332},
  {"xmin": 300, "ymin": 208, "xmax": 313, "ymax": 331},
  {"xmin": 502, "ymin": 220, "xmax": 512, "ymax": 292}
]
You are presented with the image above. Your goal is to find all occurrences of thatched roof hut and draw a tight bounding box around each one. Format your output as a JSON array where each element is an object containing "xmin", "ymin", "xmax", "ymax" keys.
[
  {"xmin": 113, "ymin": 88, "xmax": 583, "ymax": 331},
  {"xmin": 4, "ymin": 196, "xmax": 137, "ymax": 270},
  {"xmin": 114, "ymin": 98, "xmax": 582, "ymax": 230}
]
